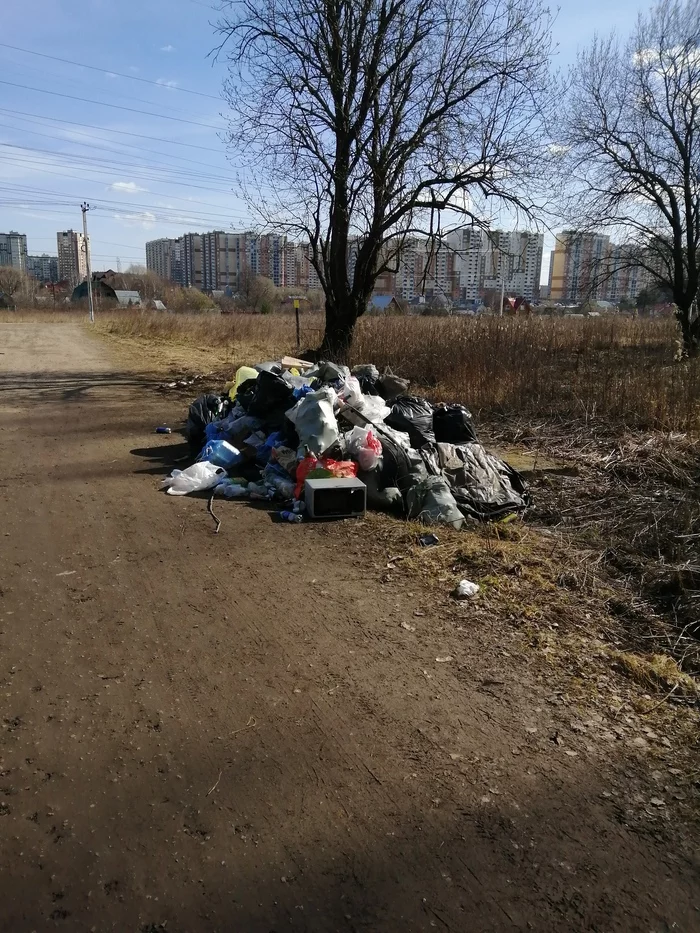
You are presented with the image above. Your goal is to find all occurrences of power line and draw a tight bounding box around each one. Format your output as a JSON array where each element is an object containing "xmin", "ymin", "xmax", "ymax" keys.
[
  {"xmin": 1, "ymin": 57, "xmax": 223, "ymax": 123},
  {"xmin": 0, "ymin": 42, "xmax": 223, "ymax": 101},
  {"xmin": 0, "ymin": 107, "xmax": 222, "ymax": 153},
  {"xmin": 0, "ymin": 182, "xmax": 254, "ymax": 224},
  {"xmin": 0, "ymin": 111, "xmax": 229, "ymax": 173},
  {"xmin": 0, "ymin": 155, "xmax": 253, "ymax": 215},
  {"xmin": 0, "ymin": 141, "xmax": 235, "ymax": 187},
  {"xmin": 0, "ymin": 80, "xmax": 223, "ymax": 129}
]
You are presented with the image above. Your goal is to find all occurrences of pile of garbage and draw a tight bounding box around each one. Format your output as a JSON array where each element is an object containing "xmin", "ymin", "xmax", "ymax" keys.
[{"xmin": 161, "ymin": 356, "xmax": 529, "ymax": 528}]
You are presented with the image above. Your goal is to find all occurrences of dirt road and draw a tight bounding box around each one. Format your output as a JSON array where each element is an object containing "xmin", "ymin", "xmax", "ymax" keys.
[{"xmin": 0, "ymin": 323, "xmax": 697, "ymax": 932}]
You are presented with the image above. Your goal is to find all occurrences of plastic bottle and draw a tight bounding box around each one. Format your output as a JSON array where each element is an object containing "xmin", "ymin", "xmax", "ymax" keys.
[
  {"xmin": 279, "ymin": 510, "xmax": 304, "ymax": 524},
  {"xmin": 155, "ymin": 426, "xmax": 172, "ymax": 434}
]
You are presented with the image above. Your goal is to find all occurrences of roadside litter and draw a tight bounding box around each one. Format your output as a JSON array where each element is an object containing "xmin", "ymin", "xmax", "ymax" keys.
[
  {"xmin": 454, "ymin": 580, "xmax": 481, "ymax": 599},
  {"xmin": 160, "ymin": 357, "xmax": 529, "ymax": 530}
]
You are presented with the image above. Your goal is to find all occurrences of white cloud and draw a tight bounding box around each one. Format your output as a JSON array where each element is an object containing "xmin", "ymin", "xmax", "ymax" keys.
[
  {"xmin": 157, "ymin": 78, "xmax": 178, "ymax": 89},
  {"xmin": 160, "ymin": 44, "xmax": 175, "ymax": 52},
  {"xmin": 108, "ymin": 181, "xmax": 148, "ymax": 194},
  {"xmin": 129, "ymin": 66, "xmax": 140, "ymax": 73},
  {"xmin": 105, "ymin": 72, "xmax": 118, "ymax": 79},
  {"xmin": 113, "ymin": 211, "xmax": 157, "ymax": 230}
]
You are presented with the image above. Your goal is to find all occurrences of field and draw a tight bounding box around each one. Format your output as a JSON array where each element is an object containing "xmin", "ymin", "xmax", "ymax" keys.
[{"xmin": 92, "ymin": 309, "xmax": 700, "ymax": 431}]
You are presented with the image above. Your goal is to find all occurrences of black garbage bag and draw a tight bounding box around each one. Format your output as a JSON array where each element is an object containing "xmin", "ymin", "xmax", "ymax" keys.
[
  {"xmin": 385, "ymin": 396, "xmax": 435, "ymax": 448},
  {"xmin": 248, "ymin": 370, "xmax": 296, "ymax": 427},
  {"xmin": 376, "ymin": 428, "xmax": 427, "ymax": 501},
  {"xmin": 433, "ymin": 403, "xmax": 478, "ymax": 444},
  {"xmin": 236, "ymin": 377, "xmax": 258, "ymax": 412},
  {"xmin": 358, "ymin": 375, "xmax": 381, "ymax": 396},
  {"xmin": 184, "ymin": 393, "xmax": 226, "ymax": 453},
  {"xmin": 436, "ymin": 442, "xmax": 530, "ymax": 521}
]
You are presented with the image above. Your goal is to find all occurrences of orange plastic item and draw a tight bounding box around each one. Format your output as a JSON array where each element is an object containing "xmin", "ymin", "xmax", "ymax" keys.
[{"xmin": 294, "ymin": 455, "xmax": 358, "ymax": 499}]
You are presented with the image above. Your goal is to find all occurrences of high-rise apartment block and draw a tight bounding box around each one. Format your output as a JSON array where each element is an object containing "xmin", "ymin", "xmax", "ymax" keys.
[
  {"xmin": 57, "ymin": 230, "xmax": 89, "ymax": 285},
  {"xmin": 368, "ymin": 229, "xmax": 544, "ymax": 302},
  {"xmin": 144, "ymin": 227, "xmax": 545, "ymax": 303},
  {"xmin": 549, "ymin": 231, "xmax": 651, "ymax": 302},
  {"xmin": 26, "ymin": 254, "xmax": 59, "ymax": 283},
  {"xmin": 0, "ymin": 231, "xmax": 28, "ymax": 271},
  {"xmin": 146, "ymin": 231, "xmax": 307, "ymax": 291},
  {"xmin": 145, "ymin": 238, "xmax": 182, "ymax": 284}
]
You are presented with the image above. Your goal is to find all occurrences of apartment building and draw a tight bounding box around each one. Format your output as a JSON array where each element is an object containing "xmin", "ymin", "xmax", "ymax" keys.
[
  {"xmin": 0, "ymin": 231, "xmax": 28, "ymax": 271},
  {"xmin": 480, "ymin": 230, "xmax": 544, "ymax": 302},
  {"xmin": 549, "ymin": 231, "xmax": 650, "ymax": 302},
  {"xmin": 147, "ymin": 231, "xmax": 296, "ymax": 291},
  {"xmin": 145, "ymin": 238, "xmax": 182, "ymax": 284},
  {"xmin": 375, "ymin": 229, "xmax": 544, "ymax": 303},
  {"xmin": 26, "ymin": 254, "xmax": 59, "ymax": 283},
  {"xmin": 57, "ymin": 230, "xmax": 89, "ymax": 285}
]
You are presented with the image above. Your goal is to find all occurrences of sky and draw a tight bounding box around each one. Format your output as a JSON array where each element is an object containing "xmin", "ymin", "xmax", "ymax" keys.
[{"xmin": 0, "ymin": 0, "xmax": 649, "ymax": 283}]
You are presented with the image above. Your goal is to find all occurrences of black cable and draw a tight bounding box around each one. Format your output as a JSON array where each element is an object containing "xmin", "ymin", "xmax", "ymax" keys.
[
  {"xmin": 0, "ymin": 80, "xmax": 222, "ymax": 129},
  {"xmin": 0, "ymin": 42, "xmax": 222, "ymax": 101}
]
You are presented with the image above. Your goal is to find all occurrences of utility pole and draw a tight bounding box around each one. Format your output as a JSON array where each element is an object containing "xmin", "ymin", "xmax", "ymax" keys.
[
  {"xmin": 500, "ymin": 248, "xmax": 506, "ymax": 317},
  {"xmin": 81, "ymin": 202, "xmax": 95, "ymax": 324}
]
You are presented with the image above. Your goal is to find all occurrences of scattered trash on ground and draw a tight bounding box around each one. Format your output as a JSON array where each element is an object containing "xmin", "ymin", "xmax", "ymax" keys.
[
  {"xmin": 155, "ymin": 426, "xmax": 172, "ymax": 434},
  {"xmin": 159, "ymin": 357, "xmax": 529, "ymax": 533},
  {"xmin": 418, "ymin": 533, "xmax": 440, "ymax": 547},
  {"xmin": 157, "ymin": 373, "xmax": 214, "ymax": 391},
  {"xmin": 454, "ymin": 580, "xmax": 481, "ymax": 599}
]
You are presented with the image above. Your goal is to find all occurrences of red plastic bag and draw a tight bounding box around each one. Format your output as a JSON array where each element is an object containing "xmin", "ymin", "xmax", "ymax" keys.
[{"xmin": 294, "ymin": 455, "xmax": 358, "ymax": 499}]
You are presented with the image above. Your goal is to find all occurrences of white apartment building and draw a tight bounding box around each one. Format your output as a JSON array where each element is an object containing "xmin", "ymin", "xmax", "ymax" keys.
[
  {"xmin": 26, "ymin": 254, "xmax": 59, "ymax": 283},
  {"xmin": 57, "ymin": 230, "xmax": 89, "ymax": 285},
  {"xmin": 479, "ymin": 230, "xmax": 544, "ymax": 302},
  {"xmin": 383, "ymin": 229, "xmax": 544, "ymax": 303}
]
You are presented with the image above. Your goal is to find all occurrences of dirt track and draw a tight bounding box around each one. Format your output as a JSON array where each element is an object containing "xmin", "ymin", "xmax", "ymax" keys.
[{"xmin": 0, "ymin": 322, "xmax": 698, "ymax": 932}]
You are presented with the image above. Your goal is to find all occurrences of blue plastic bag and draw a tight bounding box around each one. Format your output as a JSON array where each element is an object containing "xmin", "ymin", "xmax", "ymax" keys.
[{"xmin": 256, "ymin": 430, "xmax": 285, "ymax": 465}]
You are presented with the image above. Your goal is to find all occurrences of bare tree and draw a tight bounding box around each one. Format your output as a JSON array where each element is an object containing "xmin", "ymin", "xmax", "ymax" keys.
[
  {"xmin": 216, "ymin": 0, "xmax": 555, "ymax": 358},
  {"xmin": 564, "ymin": 0, "xmax": 700, "ymax": 356},
  {"xmin": 0, "ymin": 267, "xmax": 29, "ymax": 307}
]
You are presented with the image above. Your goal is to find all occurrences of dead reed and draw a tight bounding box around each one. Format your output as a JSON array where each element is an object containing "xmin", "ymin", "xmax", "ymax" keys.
[{"xmin": 95, "ymin": 310, "xmax": 699, "ymax": 433}]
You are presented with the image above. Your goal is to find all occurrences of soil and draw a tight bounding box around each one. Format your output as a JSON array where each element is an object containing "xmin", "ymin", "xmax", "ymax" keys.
[{"xmin": 0, "ymin": 322, "xmax": 698, "ymax": 932}]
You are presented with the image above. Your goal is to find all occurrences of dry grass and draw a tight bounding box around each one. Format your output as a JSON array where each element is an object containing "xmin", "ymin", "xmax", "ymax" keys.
[
  {"xmin": 90, "ymin": 309, "xmax": 700, "ymax": 433},
  {"xmin": 612, "ymin": 651, "xmax": 700, "ymax": 697}
]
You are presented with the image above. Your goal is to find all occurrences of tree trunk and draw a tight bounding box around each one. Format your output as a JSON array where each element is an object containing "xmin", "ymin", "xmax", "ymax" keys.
[
  {"xmin": 677, "ymin": 301, "xmax": 700, "ymax": 358},
  {"xmin": 318, "ymin": 296, "xmax": 365, "ymax": 362}
]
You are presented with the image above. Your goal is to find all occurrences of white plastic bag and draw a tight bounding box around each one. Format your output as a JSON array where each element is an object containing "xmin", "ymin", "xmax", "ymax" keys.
[
  {"xmin": 295, "ymin": 386, "xmax": 339, "ymax": 456},
  {"xmin": 341, "ymin": 393, "xmax": 391, "ymax": 426},
  {"xmin": 346, "ymin": 425, "xmax": 382, "ymax": 472},
  {"xmin": 161, "ymin": 461, "xmax": 226, "ymax": 496},
  {"xmin": 337, "ymin": 374, "xmax": 362, "ymax": 407},
  {"xmin": 454, "ymin": 579, "xmax": 480, "ymax": 598}
]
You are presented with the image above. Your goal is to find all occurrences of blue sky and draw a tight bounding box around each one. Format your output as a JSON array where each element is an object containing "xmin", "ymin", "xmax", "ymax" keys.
[{"xmin": 0, "ymin": 0, "xmax": 648, "ymax": 280}]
